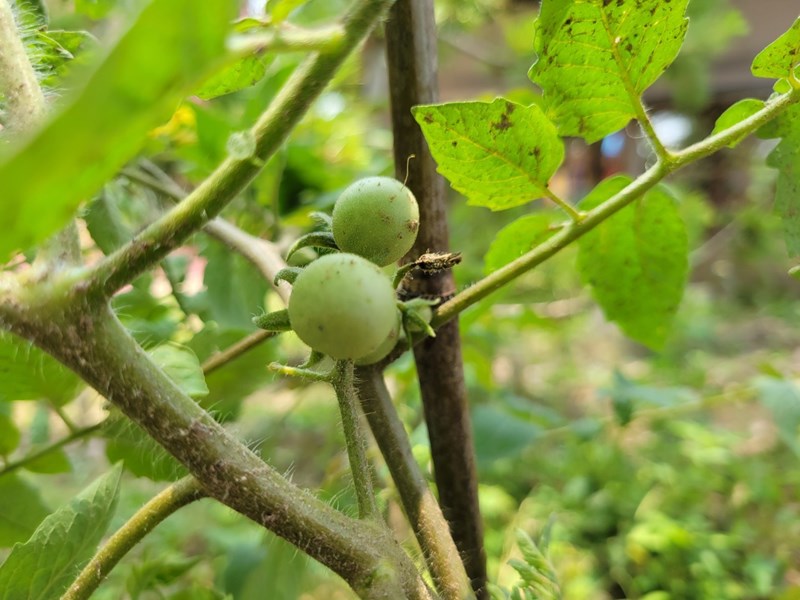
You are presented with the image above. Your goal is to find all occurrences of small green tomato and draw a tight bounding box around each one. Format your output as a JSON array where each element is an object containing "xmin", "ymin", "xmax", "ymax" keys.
[
  {"xmin": 332, "ymin": 176, "xmax": 420, "ymax": 266},
  {"xmin": 355, "ymin": 311, "xmax": 402, "ymax": 366},
  {"xmin": 288, "ymin": 253, "xmax": 398, "ymax": 360}
]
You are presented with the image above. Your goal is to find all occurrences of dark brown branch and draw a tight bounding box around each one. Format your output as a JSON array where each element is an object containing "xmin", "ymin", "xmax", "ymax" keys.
[{"xmin": 384, "ymin": 1, "xmax": 487, "ymax": 596}]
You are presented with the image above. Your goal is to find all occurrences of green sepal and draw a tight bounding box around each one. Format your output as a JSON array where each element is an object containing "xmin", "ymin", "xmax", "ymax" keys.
[
  {"xmin": 285, "ymin": 231, "xmax": 338, "ymax": 261},
  {"xmin": 400, "ymin": 298, "xmax": 437, "ymax": 339},
  {"xmin": 252, "ymin": 309, "xmax": 291, "ymax": 331},
  {"xmin": 308, "ymin": 211, "xmax": 333, "ymax": 230},
  {"xmin": 273, "ymin": 267, "xmax": 302, "ymax": 286}
]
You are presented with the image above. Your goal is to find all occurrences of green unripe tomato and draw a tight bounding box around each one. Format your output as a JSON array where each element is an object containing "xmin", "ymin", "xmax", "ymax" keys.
[
  {"xmin": 355, "ymin": 311, "xmax": 402, "ymax": 366},
  {"xmin": 288, "ymin": 253, "xmax": 398, "ymax": 360},
  {"xmin": 332, "ymin": 177, "xmax": 420, "ymax": 266}
]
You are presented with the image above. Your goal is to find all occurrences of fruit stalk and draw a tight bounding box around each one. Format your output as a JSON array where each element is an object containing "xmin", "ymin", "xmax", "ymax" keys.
[{"xmin": 333, "ymin": 360, "xmax": 380, "ymax": 520}]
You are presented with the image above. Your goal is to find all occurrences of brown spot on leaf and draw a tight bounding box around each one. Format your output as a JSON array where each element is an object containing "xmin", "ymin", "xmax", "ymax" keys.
[
  {"xmin": 423, "ymin": 113, "xmax": 434, "ymax": 124},
  {"xmin": 491, "ymin": 111, "xmax": 512, "ymax": 131}
]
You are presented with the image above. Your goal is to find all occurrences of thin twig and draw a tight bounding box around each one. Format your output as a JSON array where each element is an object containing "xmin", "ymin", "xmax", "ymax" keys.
[
  {"xmin": 201, "ymin": 329, "xmax": 279, "ymax": 376},
  {"xmin": 0, "ymin": 422, "xmax": 105, "ymax": 478}
]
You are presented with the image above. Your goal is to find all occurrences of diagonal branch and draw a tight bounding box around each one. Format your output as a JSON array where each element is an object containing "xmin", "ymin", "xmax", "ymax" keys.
[
  {"xmin": 358, "ymin": 367, "xmax": 475, "ymax": 599},
  {"xmin": 84, "ymin": 0, "xmax": 396, "ymax": 301},
  {"xmin": 62, "ymin": 476, "xmax": 205, "ymax": 600},
  {"xmin": 2, "ymin": 299, "xmax": 431, "ymax": 600},
  {"xmin": 432, "ymin": 86, "xmax": 800, "ymax": 328}
]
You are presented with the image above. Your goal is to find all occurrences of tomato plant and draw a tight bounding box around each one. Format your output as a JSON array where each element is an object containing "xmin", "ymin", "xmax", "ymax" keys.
[{"xmin": 1, "ymin": 1, "xmax": 800, "ymax": 599}]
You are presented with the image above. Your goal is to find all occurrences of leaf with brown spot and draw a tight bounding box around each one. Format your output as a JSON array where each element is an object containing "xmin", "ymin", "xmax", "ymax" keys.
[{"xmin": 413, "ymin": 98, "xmax": 563, "ymax": 211}]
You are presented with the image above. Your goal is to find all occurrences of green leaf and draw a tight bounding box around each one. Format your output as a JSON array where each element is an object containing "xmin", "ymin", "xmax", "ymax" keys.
[
  {"xmin": 126, "ymin": 554, "xmax": 202, "ymax": 596},
  {"xmin": 0, "ymin": 333, "xmax": 81, "ymax": 404},
  {"xmin": 196, "ymin": 55, "xmax": 273, "ymax": 100},
  {"xmin": 104, "ymin": 416, "xmax": 187, "ymax": 481},
  {"xmin": 529, "ymin": 0, "xmax": 689, "ymax": 142},
  {"xmin": 23, "ymin": 449, "xmax": 73, "ymax": 475},
  {"xmin": 0, "ymin": 475, "xmax": 50, "ymax": 548},
  {"xmin": 201, "ymin": 239, "xmax": 271, "ymax": 330},
  {"xmin": 473, "ymin": 405, "xmax": 542, "ymax": 470},
  {"xmin": 34, "ymin": 30, "xmax": 98, "ymax": 89},
  {"xmin": 0, "ymin": 464, "xmax": 123, "ymax": 599},
  {"xmin": 188, "ymin": 325, "xmax": 276, "ymax": 421},
  {"xmin": 267, "ymin": 0, "xmax": 311, "ymax": 23},
  {"xmin": 751, "ymin": 17, "xmax": 800, "ymax": 80},
  {"xmin": 75, "ymin": 0, "xmax": 118, "ymax": 20},
  {"xmin": 112, "ymin": 278, "xmax": 181, "ymax": 346},
  {"xmin": 765, "ymin": 110, "xmax": 800, "ymax": 256},
  {"xmin": 754, "ymin": 377, "xmax": 800, "ymax": 456},
  {"xmin": 413, "ymin": 99, "xmax": 563, "ymax": 210},
  {"xmin": 0, "ymin": 0, "xmax": 235, "ymax": 261},
  {"xmin": 710, "ymin": 98, "xmax": 765, "ymax": 147},
  {"xmin": 754, "ymin": 376, "xmax": 800, "ymax": 457},
  {"xmin": 484, "ymin": 213, "xmax": 558, "ymax": 274},
  {"xmin": 149, "ymin": 344, "xmax": 209, "ymax": 399},
  {"xmin": 0, "ymin": 403, "xmax": 20, "ymax": 455},
  {"xmin": 577, "ymin": 176, "xmax": 688, "ymax": 349},
  {"xmin": 84, "ymin": 180, "xmax": 144, "ymax": 254}
]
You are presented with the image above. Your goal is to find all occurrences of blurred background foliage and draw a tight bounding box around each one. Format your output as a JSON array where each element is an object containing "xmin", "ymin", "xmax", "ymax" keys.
[{"xmin": 3, "ymin": 0, "xmax": 800, "ymax": 598}]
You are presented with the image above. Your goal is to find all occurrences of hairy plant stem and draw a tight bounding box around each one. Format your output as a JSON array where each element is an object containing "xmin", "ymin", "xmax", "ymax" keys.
[
  {"xmin": 433, "ymin": 86, "xmax": 800, "ymax": 328},
  {"xmin": 0, "ymin": 421, "xmax": 104, "ymax": 477},
  {"xmin": 333, "ymin": 361, "xmax": 380, "ymax": 520},
  {"xmin": 61, "ymin": 476, "xmax": 205, "ymax": 600},
  {"xmin": 228, "ymin": 23, "xmax": 347, "ymax": 55},
  {"xmin": 85, "ymin": 0, "xmax": 396, "ymax": 300},
  {"xmin": 0, "ymin": 0, "xmax": 45, "ymax": 133},
  {"xmin": 0, "ymin": 0, "xmax": 82, "ymax": 269},
  {"xmin": 357, "ymin": 367, "xmax": 476, "ymax": 600},
  {"xmin": 121, "ymin": 167, "xmax": 292, "ymax": 303},
  {"xmin": 1, "ymin": 295, "xmax": 430, "ymax": 599}
]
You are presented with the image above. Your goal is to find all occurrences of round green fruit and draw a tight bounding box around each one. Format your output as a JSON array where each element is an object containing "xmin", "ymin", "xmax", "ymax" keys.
[
  {"xmin": 332, "ymin": 176, "xmax": 420, "ymax": 266},
  {"xmin": 355, "ymin": 311, "xmax": 402, "ymax": 366},
  {"xmin": 288, "ymin": 253, "xmax": 398, "ymax": 360}
]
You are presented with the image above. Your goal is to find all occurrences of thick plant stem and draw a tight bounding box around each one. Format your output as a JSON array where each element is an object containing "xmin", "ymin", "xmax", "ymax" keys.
[
  {"xmin": 86, "ymin": 0, "xmax": 396, "ymax": 299},
  {"xmin": 433, "ymin": 86, "xmax": 800, "ymax": 328},
  {"xmin": 384, "ymin": 0, "xmax": 487, "ymax": 596},
  {"xmin": 2, "ymin": 299, "xmax": 430, "ymax": 600},
  {"xmin": 333, "ymin": 361, "xmax": 379, "ymax": 520},
  {"xmin": 357, "ymin": 367, "xmax": 476, "ymax": 600},
  {"xmin": 0, "ymin": 0, "xmax": 81, "ymax": 268},
  {"xmin": 0, "ymin": 0, "xmax": 45, "ymax": 133},
  {"xmin": 62, "ymin": 477, "xmax": 205, "ymax": 600}
]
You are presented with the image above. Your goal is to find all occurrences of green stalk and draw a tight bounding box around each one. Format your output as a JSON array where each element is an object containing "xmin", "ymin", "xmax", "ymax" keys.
[
  {"xmin": 433, "ymin": 87, "xmax": 800, "ymax": 327},
  {"xmin": 357, "ymin": 367, "xmax": 476, "ymax": 599},
  {"xmin": 332, "ymin": 360, "xmax": 380, "ymax": 520},
  {"xmin": 62, "ymin": 477, "xmax": 205, "ymax": 600}
]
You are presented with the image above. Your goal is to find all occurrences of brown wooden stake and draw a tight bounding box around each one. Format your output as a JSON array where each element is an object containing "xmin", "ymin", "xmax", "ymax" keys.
[{"xmin": 384, "ymin": 1, "xmax": 487, "ymax": 596}]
